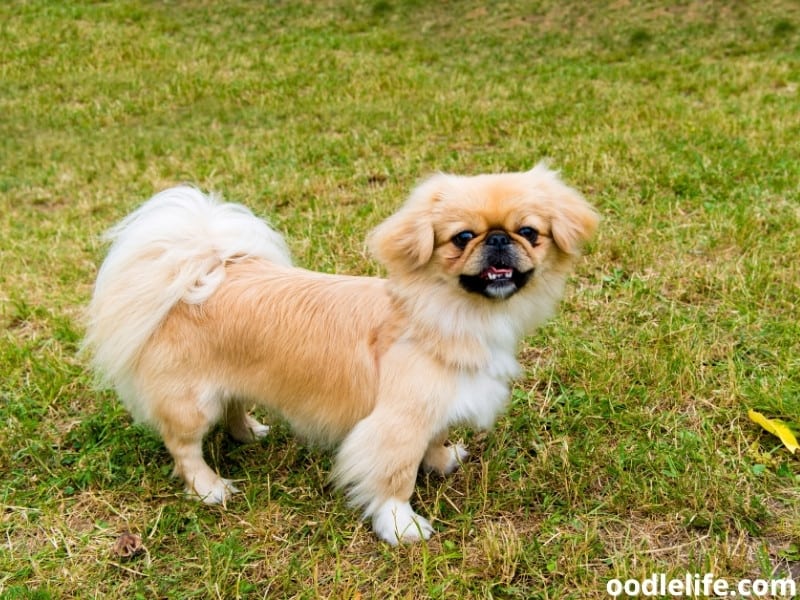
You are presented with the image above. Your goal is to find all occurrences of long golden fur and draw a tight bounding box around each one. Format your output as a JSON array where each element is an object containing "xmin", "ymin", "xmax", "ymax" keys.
[{"xmin": 84, "ymin": 164, "xmax": 598, "ymax": 544}]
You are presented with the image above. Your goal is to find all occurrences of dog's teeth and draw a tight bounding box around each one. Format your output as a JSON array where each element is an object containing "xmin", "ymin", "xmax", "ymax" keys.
[
  {"xmin": 481, "ymin": 267, "xmax": 514, "ymax": 282},
  {"xmin": 486, "ymin": 271, "xmax": 511, "ymax": 281}
]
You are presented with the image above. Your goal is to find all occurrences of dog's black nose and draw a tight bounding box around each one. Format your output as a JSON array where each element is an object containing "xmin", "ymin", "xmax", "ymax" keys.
[{"xmin": 485, "ymin": 231, "xmax": 511, "ymax": 247}]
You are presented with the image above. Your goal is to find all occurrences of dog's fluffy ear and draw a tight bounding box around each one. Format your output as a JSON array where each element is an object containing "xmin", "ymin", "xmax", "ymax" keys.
[
  {"xmin": 368, "ymin": 174, "xmax": 446, "ymax": 273},
  {"xmin": 528, "ymin": 164, "xmax": 599, "ymax": 256}
]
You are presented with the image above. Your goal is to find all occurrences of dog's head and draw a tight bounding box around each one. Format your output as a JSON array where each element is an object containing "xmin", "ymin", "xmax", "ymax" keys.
[{"xmin": 369, "ymin": 164, "xmax": 598, "ymax": 301}]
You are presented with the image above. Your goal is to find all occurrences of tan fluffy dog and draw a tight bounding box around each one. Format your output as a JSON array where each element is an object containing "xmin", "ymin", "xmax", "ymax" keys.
[{"xmin": 84, "ymin": 164, "xmax": 598, "ymax": 544}]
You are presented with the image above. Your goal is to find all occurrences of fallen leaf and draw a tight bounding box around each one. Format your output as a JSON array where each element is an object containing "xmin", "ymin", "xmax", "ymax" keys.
[
  {"xmin": 748, "ymin": 409, "xmax": 799, "ymax": 454},
  {"xmin": 112, "ymin": 531, "xmax": 144, "ymax": 559}
]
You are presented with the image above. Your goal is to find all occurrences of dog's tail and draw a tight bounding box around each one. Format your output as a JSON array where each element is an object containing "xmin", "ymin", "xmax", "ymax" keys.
[{"xmin": 83, "ymin": 186, "xmax": 291, "ymax": 395}]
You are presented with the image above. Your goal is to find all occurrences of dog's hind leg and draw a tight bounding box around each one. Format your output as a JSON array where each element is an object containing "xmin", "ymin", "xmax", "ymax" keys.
[
  {"xmin": 154, "ymin": 388, "xmax": 239, "ymax": 505},
  {"xmin": 224, "ymin": 401, "xmax": 270, "ymax": 443}
]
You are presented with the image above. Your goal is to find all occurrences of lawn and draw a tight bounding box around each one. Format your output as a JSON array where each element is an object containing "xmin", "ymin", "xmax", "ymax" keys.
[{"xmin": 1, "ymin": 1, "xmax": 799, "ymax": 598}]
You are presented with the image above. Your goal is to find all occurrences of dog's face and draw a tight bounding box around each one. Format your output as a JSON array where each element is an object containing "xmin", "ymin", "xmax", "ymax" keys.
[
  {"xmin": 433, "ymin": 192, "xmax": 545, "ymax": 300},
  {"xmin": 369, "ymin": 164, "xmax": 598, "ymax": 302}
]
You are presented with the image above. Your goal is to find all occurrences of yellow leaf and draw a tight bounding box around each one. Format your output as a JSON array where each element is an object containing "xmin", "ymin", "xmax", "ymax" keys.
[{"xmin": 748, "ymin": 409, "xmax": 799, "ymax": 454}]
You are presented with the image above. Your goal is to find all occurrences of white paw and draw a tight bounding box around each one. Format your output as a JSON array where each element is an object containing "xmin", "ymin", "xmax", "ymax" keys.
[
  {"xmin": 423, "ymin": 443, "xmax": 470, "ymax": 475},
  {"xmin": 229, "ymin": 415, "xmax": 270, "ymax": 443},
  {"xmin": 248, "ymin": 423, "xmax": 270, "ymax": 440},
  {"xmin": 441, "ymin": 443, "xmax": 469, "ymax": 475},
  {"xmin": 187, "ymin": 475, "xmax": 239, "ymax": 505},
  {"xmin": 372, "ymin": 498, "xmax": 434, "ymax": 546}
]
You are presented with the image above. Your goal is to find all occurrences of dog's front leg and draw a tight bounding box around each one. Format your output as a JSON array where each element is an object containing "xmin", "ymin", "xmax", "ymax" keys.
[
  {"xmin": 332, "ymin": 404, "xmax": 437, "ymax": 545},
  {"xmin": 422, "ymin": 431, "xmax": 469, "ymax": 475},
  {"xmin": 331, "ymin": 351, "xmax": 455, "ymax": 545}
]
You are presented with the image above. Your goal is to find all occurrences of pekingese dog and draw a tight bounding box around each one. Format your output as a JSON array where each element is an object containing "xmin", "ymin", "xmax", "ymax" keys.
[{"xmin": 84, "ymin": 164, "xmax": 598, "ymax": 545}]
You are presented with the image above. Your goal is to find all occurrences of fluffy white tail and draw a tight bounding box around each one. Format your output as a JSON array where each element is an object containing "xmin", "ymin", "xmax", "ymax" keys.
[{"xmin": 84, "ymin": 186, "xmax": 291, "ymax": 395}]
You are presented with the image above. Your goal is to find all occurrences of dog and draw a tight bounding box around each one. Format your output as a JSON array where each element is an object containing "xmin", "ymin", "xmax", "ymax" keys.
[{"xmin": 84, "ymin": 164, "xmax": 598, "ymax": 545}]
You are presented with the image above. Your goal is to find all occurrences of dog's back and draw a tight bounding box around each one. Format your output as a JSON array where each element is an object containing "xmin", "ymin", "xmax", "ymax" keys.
[{"xmin": 142, "ymin": 259, "xmax": 393, "ymax": 443}]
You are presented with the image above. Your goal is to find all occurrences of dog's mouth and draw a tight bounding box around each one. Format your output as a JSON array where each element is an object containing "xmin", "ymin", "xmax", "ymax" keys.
[{"xmin": 459, "ymin": 265, "xmax": 533, "ymax": 300}]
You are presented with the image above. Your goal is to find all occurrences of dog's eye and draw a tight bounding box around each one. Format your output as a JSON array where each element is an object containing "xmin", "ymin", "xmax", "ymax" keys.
[
  {"xmin": 452, "ymin": 231, "xmax": 476, "ymax": 249},
  {"xmin": 518, "ymin": 227, "xmax": 539, "ymax": 244}
]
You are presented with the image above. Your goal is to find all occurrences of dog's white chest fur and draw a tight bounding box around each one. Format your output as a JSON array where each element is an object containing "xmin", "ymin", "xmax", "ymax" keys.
[{"xmin": 448, "ymin": 350, "xmax": 521, "ymax": 430}]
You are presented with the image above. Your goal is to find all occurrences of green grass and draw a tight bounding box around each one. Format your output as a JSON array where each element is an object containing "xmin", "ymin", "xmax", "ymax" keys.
[{"xmin": 2, "ymin": 0, "xmax": 799, "ymax": 597}]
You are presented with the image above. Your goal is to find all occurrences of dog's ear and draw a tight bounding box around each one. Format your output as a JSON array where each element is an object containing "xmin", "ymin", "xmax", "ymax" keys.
[
  {"xmin": 551, "ymin": 193, "xmax": 599, "ymax": 256},
  {"xmin": 527, "ymin": 165, "xmax": 599, "ymax": 256},
  {"xmin": 368, "ymin": 175, "xmax": 446, "ymax": 273}
]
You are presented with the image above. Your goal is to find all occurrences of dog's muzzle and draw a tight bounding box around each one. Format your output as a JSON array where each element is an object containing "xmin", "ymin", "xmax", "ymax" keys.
[{"xmin": 459, "ymin": 232, "xmax": 533, "ymax": 300}]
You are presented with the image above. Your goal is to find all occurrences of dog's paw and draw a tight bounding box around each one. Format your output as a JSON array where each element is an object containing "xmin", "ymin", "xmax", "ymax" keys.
[
  {"xmin": 246, "ymin": 423, "xmax": 270, "ymax": 441},
  {"xmin": 187, "ymin": 475, "xmax": 240, "ymax": 505},
  {"xmin": 440, "ymin": 443, "xmax": 469, "ymax": 475},
  {"xmin": 372, "ymin": 498, "xmax": 434, "ymax": 546},
  {"xmin": 228, "ymin": 414, "xmax": 270, "ymax": 443},
  {"xmin": 423, "ymin": 443, "xmax": 469, "ymax": 476}
]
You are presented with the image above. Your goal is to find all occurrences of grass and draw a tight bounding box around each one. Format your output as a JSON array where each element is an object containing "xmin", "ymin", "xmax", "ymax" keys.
[{"xmin": 1, "ymin": 0, "xmax": 799, "ymax": 597}]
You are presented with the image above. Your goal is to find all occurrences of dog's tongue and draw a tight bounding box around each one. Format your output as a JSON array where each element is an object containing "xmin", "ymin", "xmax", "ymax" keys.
[{"xmin": 481, "ymin": 266, "xmax": 513, "ymax": 281}]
